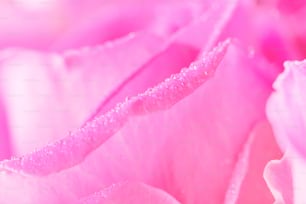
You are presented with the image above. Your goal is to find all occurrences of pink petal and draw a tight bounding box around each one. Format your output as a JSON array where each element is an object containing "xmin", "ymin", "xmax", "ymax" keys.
[
  {"xmin": 0, "ymin": 0, "xmax": 235, "ymax": 158},
  {"xmin": 265, "ymin": 59, "xmax": 306, "ymax": 203},
  {"xmin": 264, "ymin": 156, "xmax": 294, "ymax": 204},
  {"xmin": 0, "ymin": 40, "xmax": 229, "ymax": 203},
  {"xmin": 0, "ymin": 40, "xmax": 278, "ymax": 203},
  {"xmin": 231, "ymin": 121, "xmax": 282, "ymax": 204},
  {"xmin": 264, "ymin": 151, "xmax": 306, "ymax": 203},
  {"xmin": 1, "ymin": 39, "xmax": 230, "ymax": 175},
  {"xmin": 79, "ymin": 182, "xmax": 180, "ymax": 204},
  {"xmin": 83, "ymin": 0, "xmax": 237, "ymax": 119},
  {"xmin": 72, "ymin": 42, "xmax": 275, "ymax": 204},
  {"xmin": 0, "ymin": 32, "xmax": 163, "ymax": 156},
  {"xmin": 266, "ymin": 60, "xmax": 306, "ymax": 158}
]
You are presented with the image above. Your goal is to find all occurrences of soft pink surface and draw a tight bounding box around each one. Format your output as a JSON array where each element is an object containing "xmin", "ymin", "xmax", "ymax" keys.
[
  {"xmin": 265, "ymin": 59, "xmax": 306, "ymax": 203},
  {"xmin": 0, "ymin": 0, "xmax": 303, "ymax": 203},
  {"xmin": 0, "ymin": 39, "xmax": 280, "ymax": 203},
  {"xmin": 235, "ymin": 121, "xmax": 282, "ymax": 204},
  {"xmin": 0, "ymin": 32, "xmax": 164, "ymax": 156},
  {"xmin": 267, "ymin": 60, "xmax": 306, "ymax": 158}
]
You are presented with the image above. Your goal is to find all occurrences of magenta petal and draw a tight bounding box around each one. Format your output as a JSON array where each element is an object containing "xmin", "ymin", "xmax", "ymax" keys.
[
  {"xmin": 0, "ymin": 32, "xmax": 163, "ymax": 156},
  {"xmin": 79, "ymin": 182, "xmax": 180, "ymax": 204},
  {"xmin": 267, "ymin": 60, "xmax": 306, "ymax": 158}
]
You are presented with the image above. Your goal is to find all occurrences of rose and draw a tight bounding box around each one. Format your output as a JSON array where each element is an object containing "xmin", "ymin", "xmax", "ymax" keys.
[{"xmin": 0, "ymin": 0, "xmax": 302, "ymax": 203}]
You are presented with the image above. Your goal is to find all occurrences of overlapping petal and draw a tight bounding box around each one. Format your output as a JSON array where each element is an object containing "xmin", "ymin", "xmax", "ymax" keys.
[
  {"xmin": 0, "ymin": 32, "xmax": 164, "ymax": 156},
  {"xmin": 0, "ymin": 38, "xmax": 229, "ymax": 204},
  {"xmin": 0, "ymin": 39, "xmax": 278, "ymax": 203},
  {"xmin": 265, "ymin": 59, "xmax": 306, "ymax": 203},
  {"xmin": 232, "ymin": 121, "xmax": 282, "ymax": 204},
  {"xmin": 264, "ymin": 151, "xmax": 306, "ymax": 204},
  {"xmin": 267, "ymin": 60, "xmax": 306, "ymax": 158},
  {"xmin": 0, "ymin": 0, "xmax": 291, "ymax": 203}
]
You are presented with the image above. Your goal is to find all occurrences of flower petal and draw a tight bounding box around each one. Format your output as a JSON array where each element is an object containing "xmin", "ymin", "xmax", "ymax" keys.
[
  {"xmin": 264, "ymin": 156, "xmax": 294, "ymax": 204},
  {"xmin": 79, "ymin": 182, "xmax": 180, "ymax": 204},
  {"xmin": 0, "ymin": 39, "xmax": 230, "ymax": 175},
  {"xmin": 79, "ymin": 42, "xmax": 275, "ymax": 204},
  {"xmin": 264, "ymin": 151, "xmax": 306, "ymax": 204},
  {"xmin": 265, "ymin": 58, "xmax": 306, "ymax": 203},
  {"xmin": 0, "ymin": 40, "xmax": 229, "ymax": 203},
  {"xmin": 85, "ymin": 0, "xmax": 237, "ymax": 119},
  {"xmin": 68, "ymin": 42, "xmax": 273, "ymax": 204},
  {"xmin": 0, "ymin": 32, "xmax": 163, "ymax": 156},
  {"xmin": 230, "ymin": 121, "xmax": 282, "ymax": 204},
  {"xmin": 0, "ymin": 40, "xmax": 277, "ymax": 203},
  {"xmin": 267, "ymin": 59, "xmax": 306, "ymax": 158}
]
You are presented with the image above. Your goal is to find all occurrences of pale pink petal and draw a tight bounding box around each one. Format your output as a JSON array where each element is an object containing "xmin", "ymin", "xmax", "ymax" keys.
[
  {"xmin": 231, "ymin": 121, "xmax": 282, "ymax": 204},
  {"xmin": 264, "ymin": 156, "xmax": 293, "ymax": 204},
  {"xmin": 264, "ymin": 151, "xmax": 306, "ymax": 204},
  {"xmin": 84, "ymin": 0, "xmax": 237, "ymax": 119},
  {"xmin": 67, "ymin": 42, "xmax": 273, "ymax": 203},
  {"xmin": 265, "ymin": 58, "xmax": 306, "ymax": 203},
  {"xmin": 1, "ymin": 39, "xmax": 230, "ymax": 175},
  {"xmin": 0, "ymin": 0, "xmax": 235, "ymax": 158},
  {"xmin": 267, "ymin": 60, "xmax": 306, "ymax": 158},
  {"xmin": 0, "ymin": 0, "xmax": 238, "ymax": 157},
  {"xmin": 0, "ymin": 32, "xmax": 163, "ymax": 156},
  {"xmin": 0, "ymin": 40, "xmax": 229, "ymax": 203},
  {"xmin": 72, "ymin": 42, "xmax": 275, "ymax": 204},
  {"xmin": 79, "ymin": 182, "xmax": 180, "ymax": 204},
  {"xmin": 0, "ymin": 39, "xmax": 278, "ymax": 203}
]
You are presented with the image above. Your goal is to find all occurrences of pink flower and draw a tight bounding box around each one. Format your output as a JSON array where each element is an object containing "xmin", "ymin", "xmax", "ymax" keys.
[
  {"xmin": 0, "ymin": 0, "xmax": 304, "ymax": 203},
  {"xmin": 265, "ymin": 60, "xmax": 306, "ymax": 204}
]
